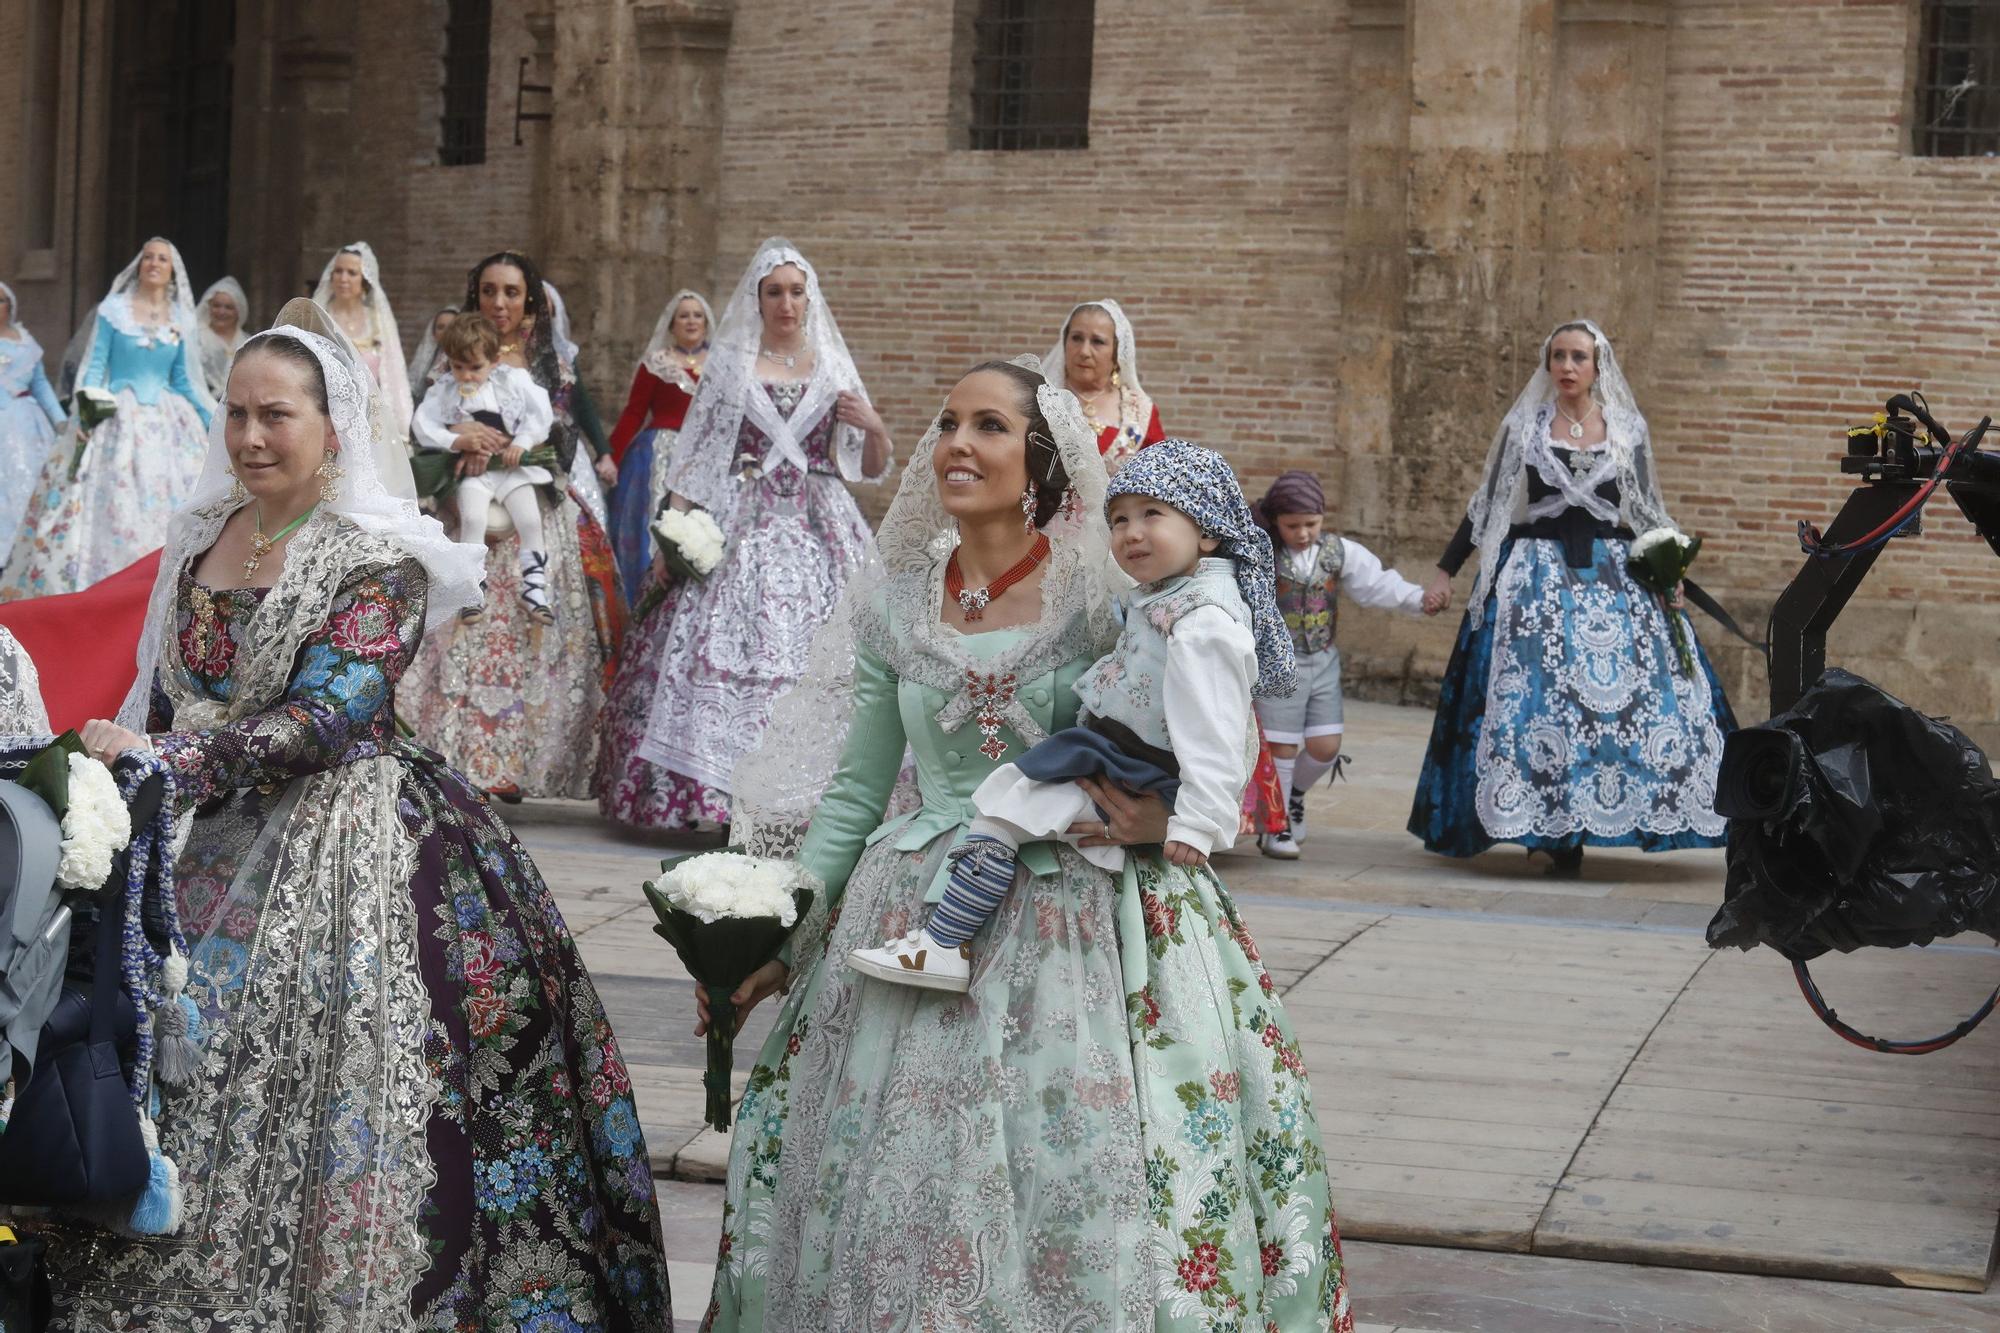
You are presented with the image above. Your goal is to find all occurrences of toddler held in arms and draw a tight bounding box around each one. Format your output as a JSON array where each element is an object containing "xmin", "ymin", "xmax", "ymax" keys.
[
  {"xmin": 850, "ymin": 439, "xmax": 1297, "ymax": 992},
  {"xmin": 413, "ymin": 313, "xmax": 558, "ymax": 622}
]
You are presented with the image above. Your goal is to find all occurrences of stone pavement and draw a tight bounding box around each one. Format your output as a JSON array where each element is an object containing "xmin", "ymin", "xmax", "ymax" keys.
[{"xmin": 507, "ymin": 701, "xmax": 2000, "ymax": 1330}]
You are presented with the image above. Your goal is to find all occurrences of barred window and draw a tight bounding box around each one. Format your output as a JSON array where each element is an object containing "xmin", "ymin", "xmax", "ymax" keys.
[
  {"xmin": 439, "ymin": 0, "xmax": 491, "ymax": 167},
  {"xmin": 1916, "ymin": 0, "xmax": 2000, "ymax": 157},
  {"xmin": 963, "ymin": 0, "xmax": 1094, "ymax": 152}
]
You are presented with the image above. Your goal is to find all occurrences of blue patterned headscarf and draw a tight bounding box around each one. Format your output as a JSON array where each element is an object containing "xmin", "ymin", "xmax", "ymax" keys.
[{"xmin": 1106, "ymin": 440, "xmax": 1298, "ymax": 699}]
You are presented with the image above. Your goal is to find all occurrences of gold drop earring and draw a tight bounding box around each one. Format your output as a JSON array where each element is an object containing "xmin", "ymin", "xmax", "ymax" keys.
[{"xmin": 316, "ymin": 452, "xmax": 344, "ymax": 504}]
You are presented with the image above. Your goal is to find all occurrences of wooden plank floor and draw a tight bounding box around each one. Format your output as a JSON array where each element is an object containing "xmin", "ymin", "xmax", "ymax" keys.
[
  {"xmin": 1285, "ymin": 913, "xmax": 1713, "ymax": 1252},
  {"xmin": 1535, "ymin": 944, "xmax": 2000, "ymax": 1290},
  {"xmin": 506, "ymin": 754, "xmax": 2000, "ymax": 1292}
]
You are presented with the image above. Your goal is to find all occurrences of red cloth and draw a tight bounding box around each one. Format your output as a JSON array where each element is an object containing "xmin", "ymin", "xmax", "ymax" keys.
[
  {"xmin": 1095, "ymin": 404, "xmax": 1167, "ymax": 457},
  {"xmin": 1242, "ymin": 718, "xmax": 1288, "ymax": 837},
  {"xmin": 0, "ymin": 550, "xmax": 161, "ymax": 732},
  {"xmin": 608, "ymin": 366, "xmax": 699, "ymax": 463}
]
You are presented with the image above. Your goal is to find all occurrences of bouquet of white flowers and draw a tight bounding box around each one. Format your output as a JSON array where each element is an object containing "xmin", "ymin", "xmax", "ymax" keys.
[
  {"xmin": 1628, "ymin": 526, "xmax": 1702, "ymax": 676},
  {"xmin": 642, "ymin": 848, "xmax": 813, "ymax": 1131},
  {"xmin": 650, "ymin": 507, "xmax": 726, "ymax": 582},
  {"xmin": 18, "ymin": 732, "xmax": 134, "ymax": 890}
]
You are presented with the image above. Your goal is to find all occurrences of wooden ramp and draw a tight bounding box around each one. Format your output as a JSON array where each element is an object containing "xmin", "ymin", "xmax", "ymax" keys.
[
  {"xmin": 1285, "ymin": 910, "xmax": 2000, "ymax": 1290},
  {"xmin": 1284, "ymin": 913, "xmax": 1712, "ymax": 1251},
  {"xmin": 1535, "ymin": 944, "xmax": 2000, "ymax": 1290}
]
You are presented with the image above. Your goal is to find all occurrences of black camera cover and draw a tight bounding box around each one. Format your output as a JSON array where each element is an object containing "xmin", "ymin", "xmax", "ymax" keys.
[{"xmin": 1707, "ymin": 668, "xmax": 2000, "ymax": 960}]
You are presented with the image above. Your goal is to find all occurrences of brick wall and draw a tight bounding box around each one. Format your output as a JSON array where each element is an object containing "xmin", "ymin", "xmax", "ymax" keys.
[
  {"xmin": 288, "ymin": 0, "xmax": 545, "ymax": 365},
  {"xmin": 711, "ymin": 0, "xmax": 1348, "ymax": 523},
  {"xmin": 1646, "ymin": 0, "xmax": 2000, "ymax": 732},
  {"xmin": 11, "ymin": 0, "xmax": 2000, "ymax": 741}
]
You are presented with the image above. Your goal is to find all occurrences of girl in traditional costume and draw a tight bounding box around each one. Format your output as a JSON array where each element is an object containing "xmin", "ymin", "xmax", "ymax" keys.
[
  {"xmin": 596, "ymin": 240, "xmax": 890, "ymax": 831},
  {"xmin": 697, "ymin": 357, "xmax": 1353, "ymax": 1332},
  {"xmin": 3, "ymin": 238, "xmax": 214, "ymax": 597},
  {"xmin": 0, "ymin": 282, "xmax": 67, "ymax": 549},
  {"xmin": 1410, "ymin": 319, "xmax": 1733, "ymax": 876}
]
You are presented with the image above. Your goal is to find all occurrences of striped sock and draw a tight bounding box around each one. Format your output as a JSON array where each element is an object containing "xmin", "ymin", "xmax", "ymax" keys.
[{"xmin": 928, "ymin": 835, "xmax": 1018, "ymax": 948}]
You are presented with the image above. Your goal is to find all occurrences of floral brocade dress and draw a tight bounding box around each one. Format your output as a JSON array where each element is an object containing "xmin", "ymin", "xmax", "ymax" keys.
[
  {"xmin": 598, "ymin": 380, "xmax": 873, "ymax": 830},
  {"xmin": 703, "ymin": 616, "xmax": 1353, "ymax": 1333},
  {"xmin": 43, "ymin": 547, "xmax": 670, "ymax": 1331},
  {"xmin": 401, "ymin": 364, "xmax": 626, "ymax": 800}
]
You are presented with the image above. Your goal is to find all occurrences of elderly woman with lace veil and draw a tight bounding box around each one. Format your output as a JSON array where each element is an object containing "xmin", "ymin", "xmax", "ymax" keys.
[
  {"xmin": 2, "ymin": 238, "xmax": 215, "ymax": 598},
  {"xmin": 602, "ymin": 289, "xmax": 712, "ymax": 603},
  {"xmin": 1041, "ymin": 297, "xmax": 1166, "ymax": 471},
  {"xmin": 314, "ymin": 242, "xmax": 413, "ymax": 452},
  {"xmin": 194, "ymin": 278, "xmax": 250, "ymax": 401},
  {"xmin": 401, "ymin": 251, "xmax": 624, "ymax": 802},
  {"xmin": 1410, "ymin": 319, "xmax": 1734, "ymax": 878},
  {"xmin": 0, "ymin": 282, "xmax": 67, "ymax": 550},
  {"xmin": 47, "ymin": 298, "xmax": 671, "ymax": 1330},
  {"xmin": 594, "ymin": 240, "xmax": 890, "ymax": 833},
  {"xmin": 694, "ymin": 358, "xmax": 1354, "ymax": 1332}
]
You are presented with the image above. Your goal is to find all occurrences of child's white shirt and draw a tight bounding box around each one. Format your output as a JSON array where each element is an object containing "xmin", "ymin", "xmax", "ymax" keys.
[
  {"xmin": 1280, "ymin": 536, "xmax": 1425, "ymax": 615},
  {"xmin": 1157, "ymin": 606, "xmax": 1257, "ymax": 854},
  {"xmin": 413, "ymin": 364, "xmax": 553, "ymax": 454}
]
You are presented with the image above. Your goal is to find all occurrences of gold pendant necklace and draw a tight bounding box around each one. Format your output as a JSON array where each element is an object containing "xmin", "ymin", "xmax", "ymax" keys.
[{"xmin": 244, "ymin": 504, "xmax": 316, "ymax": 578}]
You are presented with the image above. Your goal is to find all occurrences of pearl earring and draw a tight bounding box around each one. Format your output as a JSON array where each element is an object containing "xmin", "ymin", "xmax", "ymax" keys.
[{"xmin": 1021, "ymin": 480, "xmax": 1040, "ymax": 532}]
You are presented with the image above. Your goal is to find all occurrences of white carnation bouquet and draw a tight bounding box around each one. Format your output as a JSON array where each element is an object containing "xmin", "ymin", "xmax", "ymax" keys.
[
  {"xmin": 642, "ymin": 849, "xmax": 814, "ymax": 1131},
  {"xmin": 650, "ymin": 507, "xmax": 726, "ymax": 581},
  {"xmin": 19, "ymin": 733, "xmax": 134, "ymax": 889}
]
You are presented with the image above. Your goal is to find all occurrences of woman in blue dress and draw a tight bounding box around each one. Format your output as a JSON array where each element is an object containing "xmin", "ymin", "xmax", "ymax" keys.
[
  {"xmin": 1410, "ymin": 319, "xmax": 1733, "ymax": 877},
  {"xmin": 2, "ymin": 238, "xmax": 215, "ymax": 597},
  {"xmin": 0, "ymin": 281, "xmax": 67, "ymax": 552}
]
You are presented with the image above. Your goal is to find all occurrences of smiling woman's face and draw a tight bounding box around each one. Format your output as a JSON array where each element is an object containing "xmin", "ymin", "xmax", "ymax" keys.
[{"xmin": 931, "ymin": 369, "xmax": 1033, "ymax": 526}]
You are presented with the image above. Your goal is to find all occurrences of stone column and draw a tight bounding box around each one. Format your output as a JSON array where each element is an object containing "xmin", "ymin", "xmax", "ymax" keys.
[
  {"xmin": 539, "ymin": 0, "xmax": 734, "ymax": 407},
  {"xmin": 1546, "ymin": 0, "xmax": 1669, "ymax": 365},
  {"xmin": 1330, "ymin": 0, "xmax": 1412, "ymax": 546},
  {"xmin": 1337, "ymin": 0, "xmax": 1672, "ymax": 705}
]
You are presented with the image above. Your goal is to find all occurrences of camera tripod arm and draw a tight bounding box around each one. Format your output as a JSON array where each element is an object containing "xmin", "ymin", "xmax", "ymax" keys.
[{"xmin": 1768, "ymin": 481, "xmax": 1919, "ymax": 715}]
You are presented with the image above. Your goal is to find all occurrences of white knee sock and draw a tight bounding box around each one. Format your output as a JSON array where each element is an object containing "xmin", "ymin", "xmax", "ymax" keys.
[
  {"xmin": 1273, "ymin": 754, "xmax": 1297, "ymax": 799},
  {"xmin": 455, "ymin": 476, "xmax": 495, "ymax": 547},
  {"xmin": 502, "ymin": 486, "xmax": 545, "ymax": 556},
  {"xmin": 1294, "ymin": 751, "xmax": 1337, "ymax": 791}
]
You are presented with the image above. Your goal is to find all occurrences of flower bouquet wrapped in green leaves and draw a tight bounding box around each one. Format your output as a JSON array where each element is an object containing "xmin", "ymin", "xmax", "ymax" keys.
[
  {"xmin": 410, "ymin": 443, "xmax": 561, "ymax": 502},
  {"xmin": 642, "ymin": 848, "xmax": 813, "ymax": 1132}
]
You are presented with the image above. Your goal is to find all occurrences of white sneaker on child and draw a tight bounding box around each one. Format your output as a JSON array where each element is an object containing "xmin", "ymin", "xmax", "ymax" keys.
[
  {"xmin": 848, "ymin": 927, "xmax": 972, "ymax": 993},
  {"xmin": 1260, "ymin": 830, "xmax": 1302, "ymax": 860}
]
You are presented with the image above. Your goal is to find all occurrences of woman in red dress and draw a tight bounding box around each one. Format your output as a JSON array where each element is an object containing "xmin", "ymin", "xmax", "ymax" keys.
[
  {"xmin": 1039, "ymin": 298, "xmax": 1164, "ymax": 471},
  {"xmin": 604, "ymin": 290, "xmax": 712, "ymax": 604}
]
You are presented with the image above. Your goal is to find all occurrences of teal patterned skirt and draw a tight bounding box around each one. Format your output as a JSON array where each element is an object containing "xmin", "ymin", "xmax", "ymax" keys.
[{"xmin": 700, "ymin": 830, "xmax": 1355, "ymax": 1332}]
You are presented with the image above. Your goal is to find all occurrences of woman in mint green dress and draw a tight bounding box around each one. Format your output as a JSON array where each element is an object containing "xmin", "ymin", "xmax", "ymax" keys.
[{"xmin": 699, "ymin": 359, "xmax": 1355, "ymax": 1332}]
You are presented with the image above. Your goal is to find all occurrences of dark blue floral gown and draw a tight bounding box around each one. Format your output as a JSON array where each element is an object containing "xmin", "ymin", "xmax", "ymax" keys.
[{"xmin": 43, "ymin": 549, "xmax": 669, "ymax": 1332}]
